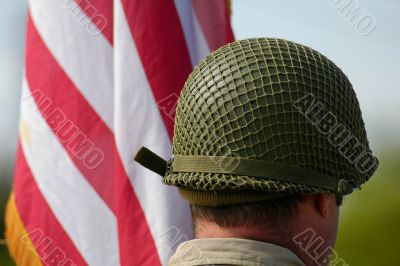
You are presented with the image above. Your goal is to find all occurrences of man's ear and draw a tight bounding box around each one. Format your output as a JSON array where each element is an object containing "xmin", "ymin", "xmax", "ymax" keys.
[{"xmin": 313, "ymin": 194, "xmax": 334, "ymax": 219}]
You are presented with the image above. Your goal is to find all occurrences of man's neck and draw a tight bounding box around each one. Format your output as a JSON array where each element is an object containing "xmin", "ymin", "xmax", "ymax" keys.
[{"xmin": 195, "ymin": 221, "xmax": 313, "ymax": 266}]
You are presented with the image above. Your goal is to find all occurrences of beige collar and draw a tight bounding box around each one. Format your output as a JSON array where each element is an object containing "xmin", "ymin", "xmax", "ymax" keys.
[{"xmin": 169, "ymin": 237, "xmax": 305, "ymax": 266}]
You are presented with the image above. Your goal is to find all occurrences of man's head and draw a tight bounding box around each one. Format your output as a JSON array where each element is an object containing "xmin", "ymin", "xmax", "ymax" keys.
[{"xmin": 134, "ymin": 37, "xmax": 378, "ymax": 264}]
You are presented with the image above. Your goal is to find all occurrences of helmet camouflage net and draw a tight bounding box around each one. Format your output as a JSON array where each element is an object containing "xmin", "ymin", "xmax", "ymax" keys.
[{"xmin": 135, "ymin": 37, "xmax": 378, "ymax": 206}]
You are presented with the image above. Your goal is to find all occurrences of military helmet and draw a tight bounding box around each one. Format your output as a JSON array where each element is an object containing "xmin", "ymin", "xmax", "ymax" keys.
[{"xmin": 135, "ymin": 38, "xmax": 378, "ymax": 206}]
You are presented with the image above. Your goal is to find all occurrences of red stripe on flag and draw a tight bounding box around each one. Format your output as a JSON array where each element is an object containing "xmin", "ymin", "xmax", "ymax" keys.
[
  {"xmin": 192, "ymin": 0, "xmax": 235, "ymax": 51},
  {"xmin": 121, "ymin": 0, "xmax": 193, "ymax": 137},
  {"xmin": 75, "ymin": 0, "xmax": 114, "ymax": 44},
  {"xmin": 13, "ymin": 142, "xmax": 87, "ymax": 265},
  {"xmin": 26, "ymin": 14, "xmax": 116, "ymax": 212},
  {"xmin": 26, "ymin": 14, "xmax": 161, "ymax": 265}
]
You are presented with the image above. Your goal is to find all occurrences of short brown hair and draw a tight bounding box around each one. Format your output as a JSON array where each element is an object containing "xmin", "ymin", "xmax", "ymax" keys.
[{"xmin": 191, "ymin": 194, "xmax": 343, "ymax": 233}]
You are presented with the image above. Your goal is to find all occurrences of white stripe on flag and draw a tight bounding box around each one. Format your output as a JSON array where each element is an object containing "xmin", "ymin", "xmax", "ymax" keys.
[
  {"xmin": 174, "ymin": 0, "xmax": 211, "ymax": 67},
  {"xmin": 29, "ymin": 0, "xmax": 114, "ymax": 129},
  {"xmin": 20, "ymin": 78, "xmax": 120, "ymax": 266},
  {"xmin": 114, "ymin": 1, "xmax": 192, "ymax": 264}
]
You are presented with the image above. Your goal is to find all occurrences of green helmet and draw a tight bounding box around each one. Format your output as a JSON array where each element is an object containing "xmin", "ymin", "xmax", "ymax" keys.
[{"xmin": 135, "ymin": 38, "xmax": 378, "ymax": 206}]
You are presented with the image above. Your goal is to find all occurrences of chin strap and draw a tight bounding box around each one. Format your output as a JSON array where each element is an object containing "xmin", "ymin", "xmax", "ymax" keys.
[{"xmin": 134, "ymin": 146, "xmax": 354, "ymax": 195}]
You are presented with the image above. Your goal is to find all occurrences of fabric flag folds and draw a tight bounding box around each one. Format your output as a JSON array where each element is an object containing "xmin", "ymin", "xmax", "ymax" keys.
[{"xmin": 5, "ymin": 0, "xmax": 234, "ymax": 265}]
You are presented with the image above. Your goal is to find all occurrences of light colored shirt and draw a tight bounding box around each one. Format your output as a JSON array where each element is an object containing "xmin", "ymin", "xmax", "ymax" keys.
[{"xmin": 169, "ymin": 237, "xmax": 305, "ymax": 266}]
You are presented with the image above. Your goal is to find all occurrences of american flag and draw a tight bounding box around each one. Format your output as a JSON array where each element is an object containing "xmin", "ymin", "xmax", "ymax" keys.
[{"xmin": 6, "ymin": 0, "xmax": 234, "ymax": 265}]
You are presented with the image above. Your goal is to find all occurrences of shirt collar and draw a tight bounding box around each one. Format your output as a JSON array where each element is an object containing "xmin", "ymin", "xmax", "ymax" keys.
[{"xmin": 169, "ymin": 237, "xmax": 305, "ymax": 266}]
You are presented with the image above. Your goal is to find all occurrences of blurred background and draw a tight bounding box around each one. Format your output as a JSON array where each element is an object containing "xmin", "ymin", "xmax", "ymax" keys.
[{"xmin": 1, "ymin": 0, "xmax": 399, "ymax": 265}]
